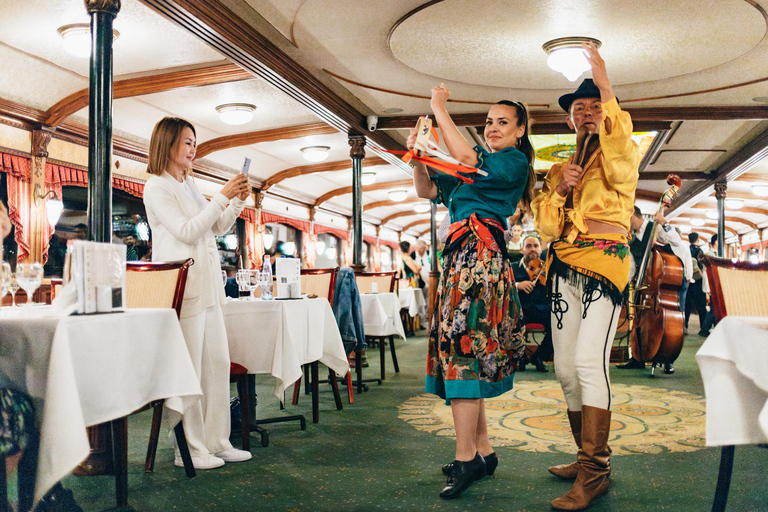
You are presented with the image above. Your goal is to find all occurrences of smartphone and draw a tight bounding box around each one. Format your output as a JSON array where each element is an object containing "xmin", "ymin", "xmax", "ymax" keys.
[{"xmin": 241, "ymin": 157, "xmax": 251, "ymax": 175}]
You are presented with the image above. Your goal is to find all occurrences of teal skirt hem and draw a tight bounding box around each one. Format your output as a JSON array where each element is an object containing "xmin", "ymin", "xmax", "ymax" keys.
[{"xmin": 425, "ymin": 374, "xmax": 516, "ymax": 406}]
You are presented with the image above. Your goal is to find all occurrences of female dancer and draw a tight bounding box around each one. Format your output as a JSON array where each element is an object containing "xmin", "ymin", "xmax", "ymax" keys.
[
  {"xmin": 410, "ymin": 85, "xmax": 535, "ymax": 499},
  {"xmin": 144, "ymin": 117, "xmax": 253, "ymax": 469}
]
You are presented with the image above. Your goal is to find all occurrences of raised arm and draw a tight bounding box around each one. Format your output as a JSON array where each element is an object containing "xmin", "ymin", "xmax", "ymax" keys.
[
  {"xmin": 430, "ymin": 85, "xmax": 478, "ymax": 167},
  {"xmin": 407, "ymin": 128, "xmax": 438, "ymax": 200}
]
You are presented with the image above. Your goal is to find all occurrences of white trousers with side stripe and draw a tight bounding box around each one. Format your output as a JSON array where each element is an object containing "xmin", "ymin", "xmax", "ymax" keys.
[{"xmin": 551, "ymin": 275, "xmax": 621, "ymax": 411}]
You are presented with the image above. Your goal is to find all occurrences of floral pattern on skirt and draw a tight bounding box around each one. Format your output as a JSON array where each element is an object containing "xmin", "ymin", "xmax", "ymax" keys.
[
  {"xmin": 425, "ymin": 232, "xmax": 525, "ymax": 404},
  {"xmin": 0, "ymin": 388, "xmax": 35, "ymax": 457}
]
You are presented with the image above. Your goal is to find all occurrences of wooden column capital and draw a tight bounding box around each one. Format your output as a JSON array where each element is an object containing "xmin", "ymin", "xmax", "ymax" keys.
[
  {"xmin": 85, "ymin": 0, "xmax": 121, "ymax": 15},
  {"xmin": 715, "ymin": 182, "xmax": 727, "ymax": 199},
  {"xmin": 348, "ymin": 135, "xmax": 366, "ymax": 159},
  {"xmin": 31, "ymin": 128, "xmax": 53, "ymax": 159}
]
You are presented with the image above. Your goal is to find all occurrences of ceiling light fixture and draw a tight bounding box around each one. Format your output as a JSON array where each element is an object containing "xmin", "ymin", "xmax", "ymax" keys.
[
  {"xmin": 388, "ymin": 189, "xmax": 408, "ymax": 202},
  {"xmin": 706, "ymin": 209, "xmax": 719, "ymax": 220},
  {"xmin": 58, "ymin": 23, "xmax": 120, "ymax": 59},
  {"xmin": 216, "ymin": 103, "xmax": 256, "ymax": 125},
  {"xmin": 300, "ymin": 146, "xmax": 330, "ymax": 163},
  {"xmin": 679, "ymin": 225, "xmax": 691, "ymax": 233},
  {"xmin": 725, "ymin": 198, "xmax": 744, "ymax": 209},
  {"xmin": 751, "ymin": 184, "xmax": 768, "ymax": 197},
  {"xmin": 413, "ymin": 203, "xmax": 431, "ymax": 213},
  {"xmin": 361, "ymin": 171, "xmax": 377, "ymax": 186},
  {"xmin": 542, "ymin": 37, "xmax": 601, "ymax": 82},
  {"xmin": 690, "ymin": 218, "xmax": 706, "ymax": 226}
]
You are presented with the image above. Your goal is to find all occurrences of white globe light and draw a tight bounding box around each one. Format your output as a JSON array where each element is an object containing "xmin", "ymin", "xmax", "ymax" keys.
[
  {"xmin": 413, "ymin": 203, "xmax": 431, "ymax": 213},
  {"xmin": 690, "ymin": 218, "xmax": 706, "ymax": 226},
  {"xmin": 388, "ymin": 189, "xmax": 408, "ymax": 202},
  {"xmin": 725, "ymin": 198, "xmax": 744, "ymax": 209},
  {"xmin": 58, "ymin": 24, "xmax": 120, "ymax": 59},
  {"xmin": 543, "ymin": 37, "xmax": 601, "ymax": 82},
  {"xmin": 361, "ymin": 172, "xmax": 377, "ymax": 186},
  {"xmin": 300, "ymin": 146, "xmax": 330, "ymax": 163},
  {"xmin": 751, "ymin": 184, "xmax": 768, "ymax": 197},
  {"xmin": 216, "ymin": 103, "xmax": 256, "ymax": 125},
  {"xmin": 706, "ymin": 209, "xmax": 719, "ymax": 220},
  {"xmin": 46, "ymin": 198, "xmax": 64, "ymax": 227},
  {"xmin": 679, "ymin": 225, "xmax": 691, "ymax": 233}
]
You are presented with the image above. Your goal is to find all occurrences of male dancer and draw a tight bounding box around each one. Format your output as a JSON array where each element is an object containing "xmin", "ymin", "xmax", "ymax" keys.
[{"xmin": 532, "ymin": 43, "xmax": 639, "ymax": 511}]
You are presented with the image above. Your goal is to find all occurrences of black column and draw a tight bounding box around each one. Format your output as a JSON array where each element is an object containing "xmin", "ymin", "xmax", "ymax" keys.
[
  {"xmin": 349, "ymin": 135, "xmax": 366, "ymax": 270},
  {"xmin": 715, "ymin": 182, "xmax": 726, "ymax": 257},
  {"xmin": 86, "ymin": 0, "xmax": 120, "ymax": 242}
]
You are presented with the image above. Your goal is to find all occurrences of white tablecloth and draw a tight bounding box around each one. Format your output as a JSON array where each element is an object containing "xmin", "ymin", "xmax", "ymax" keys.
[
  {"xmin": 360, "ymin": 292, "xmax": 406, "ymax": 339},
  {"xmin": 399, "ymin": 287, "xmax": 426, "ymax": 318},
  {"xmin": 0, "ymin": 307, "xmax": 202, "ymax": 504},
  {"xmin": 222, "ymin": 298, "xmax": 349, "ymax": 401},
  {"xmin": 695, "ymin": 316, "xmax": 768, "ymax": 446}
]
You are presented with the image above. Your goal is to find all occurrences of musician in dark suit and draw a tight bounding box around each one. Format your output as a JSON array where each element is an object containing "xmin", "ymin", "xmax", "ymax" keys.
[{"xmin": 512, "ymin": 235, "xmax": 553, "ymax": 372}]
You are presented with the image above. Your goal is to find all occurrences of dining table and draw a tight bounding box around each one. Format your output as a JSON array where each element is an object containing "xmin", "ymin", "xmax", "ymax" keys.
[
  {"xmin": 0, "ymin": 305, "xmax": 202, "ymax": 510},
  {"xmin": 222, "ymin": 297, "xmax": 349, "ymax": 424},
  {"xmin": 359, "ymin": 292, "xmax": 407, "ymax": 340},
  {"xmin": 695, "ymin": 315, "xmax": 768, "ymax": 512},
  {"xmin": 398, "ymin": 286, "xmax": 426, "ymax": 318}
]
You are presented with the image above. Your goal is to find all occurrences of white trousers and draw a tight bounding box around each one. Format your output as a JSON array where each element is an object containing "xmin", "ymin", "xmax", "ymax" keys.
[
  {"xmin": 551, "ymin": 276, "xmax": 621, "ymax": 411},
  {"xmin": 177, "ymin": 303, "xmax": 233, "ymax": 457}
]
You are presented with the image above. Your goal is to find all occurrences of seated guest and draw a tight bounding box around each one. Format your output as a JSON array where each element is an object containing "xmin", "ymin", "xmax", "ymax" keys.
[{"xmin": 512, "ymin": 234, "xmax": 553, "ymax": 372}]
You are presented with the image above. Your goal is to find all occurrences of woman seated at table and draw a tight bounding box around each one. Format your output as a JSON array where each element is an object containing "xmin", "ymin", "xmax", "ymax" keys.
[{"xmin": 143, "ymin": 117, "xmax": 252, "ymax": 470}]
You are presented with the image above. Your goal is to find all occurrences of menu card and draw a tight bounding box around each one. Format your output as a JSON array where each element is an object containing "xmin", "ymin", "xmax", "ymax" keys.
[
  {"xmin": 71, "ymin": 240, "xmax": 126, "ymax": 314},
  {"xmin": 275, "ymin": 257, "xmax": 301, "ymax": 298}
]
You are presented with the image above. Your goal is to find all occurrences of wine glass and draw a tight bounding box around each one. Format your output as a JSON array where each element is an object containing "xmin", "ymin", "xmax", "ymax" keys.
[
  {"xmin": 0, "ymin": 262, "xmax": 11, "ymax": 309},
  {"xmin": 9, "ymin": 275, "xmax": 19, "ymax": 307},
  {"xmin": 235, "ymin": 269, "xmax": 249, "ymax": 299},
  {"xmin": 16, "ymin": 262, "xmax": 43, "ymax": 306},
  {"xmin": 248, "ymin": 270, "xmax": 261, "ymax": 300},
  {"xmin": 221, "ymin": 270, "xmax": 228, "ymax": 286}
]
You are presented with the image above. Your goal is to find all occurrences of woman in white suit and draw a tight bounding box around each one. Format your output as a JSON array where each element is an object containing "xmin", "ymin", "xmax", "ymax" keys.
[{"xmin": 144, "ymin": 117, "xmax": 252, "ymax": 469}]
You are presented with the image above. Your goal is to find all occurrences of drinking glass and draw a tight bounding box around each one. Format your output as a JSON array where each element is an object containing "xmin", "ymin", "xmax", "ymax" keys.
[
  {"xmin": 0, "ymin": 262, "xmax": 11, "ymax": 309},
  {"xmin": 221, "ymin": 270, "xmax": 228, "ymax": 286},
  {"xmin": 16, "ymin": 262, "xmax": 43, "ymax": 306},
  {"xmin": 248, "ymin": 270, "xmax": 261, "ymax": 299},
  {"xmin": 236, "ymin": 269, "xmax": 249, "ymax": 299},
  {"xmin": 9, "ymin": 276, "xmax": 19, "ymax": 307}
]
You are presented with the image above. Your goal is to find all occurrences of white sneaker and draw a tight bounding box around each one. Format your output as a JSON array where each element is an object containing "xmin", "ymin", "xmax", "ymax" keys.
[
  {"xmin": 174, "ymin": 454, "xmax": 225, "ymax": 470},
  {"xmin": 215, "ymin": 448, "xmax": 252, "ymax": 462}
]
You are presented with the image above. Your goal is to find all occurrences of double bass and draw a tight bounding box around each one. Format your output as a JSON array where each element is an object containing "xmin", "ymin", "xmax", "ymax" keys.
[{"xmin": 628, "ymin": 174, "xmax": 685, "ymax": 376}]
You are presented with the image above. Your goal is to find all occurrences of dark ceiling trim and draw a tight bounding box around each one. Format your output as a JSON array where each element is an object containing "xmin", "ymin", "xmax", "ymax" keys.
[{"xmin": 139, "ymin": 0, "xmax": 404, "ymax": 154}]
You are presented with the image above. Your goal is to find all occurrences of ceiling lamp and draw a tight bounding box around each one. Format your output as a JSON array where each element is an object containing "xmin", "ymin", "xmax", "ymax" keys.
[
  {"xmin": 361, "ymin": 171, "xmax": 377, "ymax": 186},
  {"xmin": 388, "ymin": 189, "xmax": 408, "ymax": 202},
  {"xmin": 413, "ymin": 203, "xmax": 431, "ymax": 213},
  {"xmin": 216, "ymin": 103, "xmax": 256, "ymax": 125},
  {"xmin": 725, "ymin": 198, "xmax": 744, "ymax": 209},
  {"xmin": 542, "ymin": 37, "xmax": 601, "ymax": 82},
  {"xmin": 58, "ymin": 23, "xmax": 120, "ymax": 59},
  {"xmin": 751, "ymin": 184, "xmax": 768, "ymax": 197},
  {"xmin": 706, "ymin": 209, "xmax": 719, "ymax": 220},
  {"xmin": 679, "ymin": 225, "xmax": 691, "ymax": 233},
  {"xmin": 300, "ymin": 146, "xmax": 330, "ymax": 163},
  {"xmin": 690, "ymin": 218, "xmax": 706, "ymax": 226}
]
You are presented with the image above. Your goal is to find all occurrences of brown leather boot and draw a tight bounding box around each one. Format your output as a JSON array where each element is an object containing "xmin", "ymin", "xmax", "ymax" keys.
[
  {"xmin": 548, "ymin": 410, "xmax": 581, "ymax": 480},
  {"xmin": 551, "ymin": 405, "xmax": 611, "ymax": 511}
]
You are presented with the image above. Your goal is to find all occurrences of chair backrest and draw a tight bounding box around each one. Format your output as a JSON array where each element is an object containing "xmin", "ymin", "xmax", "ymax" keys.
[
  {"xmin": 300, "ymin": 268, "xmax": 339, "ymax": 306},
  {"xmin": 354, "ymin": 271, "xmax": 396, "ymax": 294},
  {"xmin": 700, "ymin": 255, "xmax": 768, "ymax": 321},
  {"xmin": 125, "ymin": 259, "xmax": 194, "ymax": 319}
]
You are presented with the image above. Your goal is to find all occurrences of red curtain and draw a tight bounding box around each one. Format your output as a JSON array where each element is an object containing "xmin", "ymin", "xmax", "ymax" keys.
[
  {"xmin": 1, "ymin": 153, "xmax": 32, "ymax": 263},
  {"xmin": 261, "ymin": 212, "xmax": 310, "ymax": 233},
  {"xmin": 314, "ymin": 223, "xmax": 349, "ymax": 241}
]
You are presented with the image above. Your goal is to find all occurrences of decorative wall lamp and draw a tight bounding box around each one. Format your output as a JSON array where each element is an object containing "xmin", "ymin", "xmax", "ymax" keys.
[
  {"xmin": 58, "ymin": 23, "xmax": 120, "ymax": 58},
  {"xmin": 216, "ymin": 103, "xmax": 256, "ymax": 125},
  {"xmin": 34, "ymin": 185, "xmax": 64, "ymax": 227},
  {"xmin": 542, "ymin": 37, "xmax": 601, "ymax": 82}
]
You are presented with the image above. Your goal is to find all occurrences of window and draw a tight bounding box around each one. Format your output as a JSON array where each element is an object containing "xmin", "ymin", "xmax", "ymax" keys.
[
  {"xmin": 315, "ymin": 232, "xmax": 341, "ymax": 268},
  {"xmin": 265, "ymin": 223, "xmax": 302, "ymax": 262},
  {"xmin": 380, "ymin": 245, "xmax": 394, "ymax": 271}
]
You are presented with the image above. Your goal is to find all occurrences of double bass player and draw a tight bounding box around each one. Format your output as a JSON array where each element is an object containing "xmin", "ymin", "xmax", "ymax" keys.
[{"xmin": 532, "ymin": 42, "xmax": 639, "ymax": 511}]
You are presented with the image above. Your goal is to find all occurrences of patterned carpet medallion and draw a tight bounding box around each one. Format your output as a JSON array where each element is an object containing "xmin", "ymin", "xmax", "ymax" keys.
[{"xmin": 398, "ymin": 380, "xmax": 706, "ymax": 455}]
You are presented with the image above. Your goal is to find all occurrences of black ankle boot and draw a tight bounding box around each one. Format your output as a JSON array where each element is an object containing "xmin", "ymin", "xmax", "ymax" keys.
[{"xmin": 440, "ymin": 453, "xmax": 485, "ymax": 499}]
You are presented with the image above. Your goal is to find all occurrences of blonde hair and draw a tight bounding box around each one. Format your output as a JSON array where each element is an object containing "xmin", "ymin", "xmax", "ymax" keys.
[{"xmin": 147, "ymin": 117, "xmax": 196, "ymax": 176}]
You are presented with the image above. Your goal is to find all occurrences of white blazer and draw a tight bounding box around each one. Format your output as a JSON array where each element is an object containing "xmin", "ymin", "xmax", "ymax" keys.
[{"xmin": 143, "ymin": 172, "xmax": 245, "ymax": 318}]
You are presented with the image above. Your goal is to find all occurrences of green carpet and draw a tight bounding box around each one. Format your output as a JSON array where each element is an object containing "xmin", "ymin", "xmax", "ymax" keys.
[{"xmin": 60, "ymin": 322, "xmax": 767, "ymax": 512}]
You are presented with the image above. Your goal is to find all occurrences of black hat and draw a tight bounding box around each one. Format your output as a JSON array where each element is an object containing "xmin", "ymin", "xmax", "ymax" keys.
[{"xmin": 558, "ymin": 78, "xmax": 605, "ymax": 112}]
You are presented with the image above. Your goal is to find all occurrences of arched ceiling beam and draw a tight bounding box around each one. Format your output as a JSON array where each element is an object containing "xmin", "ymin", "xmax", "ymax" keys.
[
  {"xmin": 401, "ymin": 218, "xmax": 431, "ymax": 232},
  {"xmin": 262, "ymin": 156, "xmax": 387, "ymax": 191},
  {"xmin": 364, "ymin": 196, "xmax": 424, "ymax": 211},
  {"xmin": 379, "ymin": 208, "xmax": 447, "ymax": 227},
  {"xmin": 313, "ymin": 179, "xmax": 414, "ymax": 207},
  {"xmin": 676, "ymin": 212, "xmax": 758, "ymax": 231},
  {"xmin": 689, "ymin": 204, "xmax": 768, "ymax": 215},
  {"xmin": 672, "ymin": 215, "xmax": 738, "ymax": 236},
  {"xmin": 195, "ymin": 122, "xmax": 338, "ymax": 159},
  {"xmin": 44, "ymin": 63, "xmax": 251, "ymax": 126}
]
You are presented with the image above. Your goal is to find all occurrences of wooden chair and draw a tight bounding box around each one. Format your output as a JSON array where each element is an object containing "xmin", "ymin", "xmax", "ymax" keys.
[
  {"xmin": 699, "ymin": 255, "xmax": 768, "ymax": 512},
  {"xmin": 291, "ymin": 268, "xmax": 345, "ymax": 423},
  {"xmin": 122, "ymin": 259, "xmax": 197, "ymax": 478},
  {"xmin": 355, "ymin": 271, "xmax": 399, "ymax": 382}
]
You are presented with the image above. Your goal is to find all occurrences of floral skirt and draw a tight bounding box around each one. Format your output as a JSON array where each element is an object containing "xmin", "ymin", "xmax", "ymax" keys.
[
  {"xmin": 0, "ymin": 388, "xmax": 35, "ymax": 457},
  {"xmin": 425, "ymin": 232, "xmax": 525, "ymax": 404}
]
